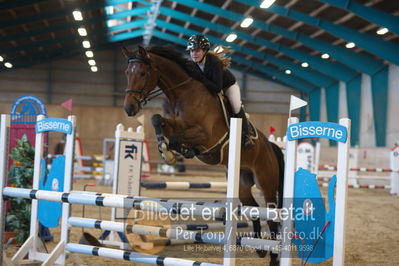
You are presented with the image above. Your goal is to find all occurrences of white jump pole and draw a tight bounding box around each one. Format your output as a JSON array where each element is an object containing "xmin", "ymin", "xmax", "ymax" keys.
[
  {"xmin": 280, "ymin": 117, "xmax": 298, "ymax": 266},
  {"xmin": 333, "ymin": 118, "xmax": 351, "ymax": 266},
  {"xmin": 223, "ymin": 118, "xmax": 242, "ymax": 266},
  {"xmin": 0, "ymin": 114, "xmax": 10, "ymax": 264}
]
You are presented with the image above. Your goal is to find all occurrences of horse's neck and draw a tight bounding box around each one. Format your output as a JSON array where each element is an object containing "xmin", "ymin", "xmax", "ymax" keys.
[{"xmin": 155, "ymin": 56, "xmax": 191, "ymax": 102}]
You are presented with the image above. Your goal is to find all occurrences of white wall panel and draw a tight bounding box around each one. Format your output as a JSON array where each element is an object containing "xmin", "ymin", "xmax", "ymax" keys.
[
  {"xmin": 387, "ymin": 64, "xmax": 399, "ymax": 147},
  {"xmin": 339, "ymin": 81, "xmax": 348, "ymax": 119},
  {"xmin": 359, "ymin": 74, "xmax": 376, "ymax": 147}
]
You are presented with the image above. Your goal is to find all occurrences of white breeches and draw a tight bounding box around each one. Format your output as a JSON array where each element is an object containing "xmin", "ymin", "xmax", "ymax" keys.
[{"xmin": 225, "ymin": 82, "xmax": 242, "ymax": 114}]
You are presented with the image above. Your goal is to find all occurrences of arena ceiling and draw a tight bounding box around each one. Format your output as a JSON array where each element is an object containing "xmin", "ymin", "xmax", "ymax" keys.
[{"xmin": 0, "ymin": 0, "xmax": 398, "ymax": 92}]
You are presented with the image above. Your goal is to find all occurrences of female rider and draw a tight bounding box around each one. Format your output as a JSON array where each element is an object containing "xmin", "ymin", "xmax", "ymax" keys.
[{"xmin": 186, "ymin": 34, "xmax": 253, "ymax": 149}]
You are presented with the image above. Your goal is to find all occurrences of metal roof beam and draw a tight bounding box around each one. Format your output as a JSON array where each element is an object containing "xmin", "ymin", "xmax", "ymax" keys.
[
  {"xmin": 163, "ymin": 1, "xmax": 177, "ymax": 33},
  {"xmin": 0, "ymin": 11, "xmax": 147, "ymax": 46},
  {"xmin": 106, "ymin": 5, "xmax": 150, "ymax": 20},
  {"xmin": 108, "ymin": 26, "xmax": 146, "ymax": 43},
  {"xmin": 202, "ymin": 0, "xmax": 232, "ymax": 35},
  {"xmin": 143, "ymin": 0, "xmax": 163, "ymax": 46},
  {"xmin": 0, "ymin": 38, "xmax": 112, "ymax": 72},
  {"xmin": 108, "ymin": 18, "xmax": 147, "ymax": 33},
  {"xmin": 169, "ymin": 0, "xmax": 365, "ymax": 80},
  {"xmin": 318, "ymin": 0, "xmax": 399, "ymax": 35},
  {"xmin": 177, "ymin": 0, "xmax": 202, "ymax": 38},
  {"xmin": 1, "ymin": 20, "xmax": 144, "ymax": 55},
  {"xmin": 0, "ymin": 1, "xmax": 106, "ymax": 29},
  {"xmin": 241, "ymin": 0, "xmax": 399, "ymax": 66},
  {"xmin": 105, "ymin": 0, "xmax": 148, "ymax": 5},
  {"xmin": 155, "ymin": 13, "xmax": 335, "ymax": 87},
  {"xmin": 0, "ymin": 0, "xmax": 48, "ymax": 11}
]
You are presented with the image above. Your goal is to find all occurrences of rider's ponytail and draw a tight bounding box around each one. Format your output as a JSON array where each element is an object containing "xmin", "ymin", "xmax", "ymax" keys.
[{"xmin": 209, "ymin": 45, "xmax": 231, "ymax": 69}]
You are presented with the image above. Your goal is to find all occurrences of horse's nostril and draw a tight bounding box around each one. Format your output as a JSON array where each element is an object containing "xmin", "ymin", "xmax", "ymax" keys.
[{"xmin": 124, "ymin": 104, "xmax": 138, "ymax": 116}]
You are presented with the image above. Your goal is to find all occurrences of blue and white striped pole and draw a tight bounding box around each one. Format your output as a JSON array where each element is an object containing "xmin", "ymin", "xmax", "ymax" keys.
[
  {"xmin": 67, "ymin": 217, "xmax": 279, "ymax": 252},
  {"xmin": 66, "ymin": 243, "xmax": 221, "ymax": 266},
  {"xmin": 141, "ymin": 182, "xmax": 227, "ymax": 189}
]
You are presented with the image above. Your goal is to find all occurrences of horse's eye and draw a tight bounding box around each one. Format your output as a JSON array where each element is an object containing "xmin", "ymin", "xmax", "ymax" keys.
[{"xmin": 140, "ymin": 72, "xmax": 145, "ymax": 77}]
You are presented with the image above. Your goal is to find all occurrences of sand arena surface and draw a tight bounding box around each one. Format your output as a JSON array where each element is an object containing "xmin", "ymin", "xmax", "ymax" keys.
[{"xmin": 4, "ymin": 173, "xmax": 399, "ymax": 266}]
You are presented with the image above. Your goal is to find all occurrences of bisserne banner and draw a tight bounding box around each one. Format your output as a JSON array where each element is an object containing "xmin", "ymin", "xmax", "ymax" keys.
[{"xmin": 287, "ymin": 121, "xmax": 348, "ymax": 143}]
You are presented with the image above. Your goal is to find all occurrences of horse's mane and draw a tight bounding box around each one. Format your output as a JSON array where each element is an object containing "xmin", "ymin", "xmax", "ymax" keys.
[{"xmin": 147, "ymin": 46, "xmax": 192, "ymax": 73}]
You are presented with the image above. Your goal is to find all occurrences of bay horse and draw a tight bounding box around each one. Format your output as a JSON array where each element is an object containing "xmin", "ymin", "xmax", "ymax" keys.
[{"xmin": 122, "ymin": 46, "xmax": 284, "ymax": 265}]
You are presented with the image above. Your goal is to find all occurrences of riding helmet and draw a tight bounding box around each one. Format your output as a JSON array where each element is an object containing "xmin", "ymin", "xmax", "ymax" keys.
[{"xmin": 186, "ymin": 35, "xmax": 211, "ymax": 50}]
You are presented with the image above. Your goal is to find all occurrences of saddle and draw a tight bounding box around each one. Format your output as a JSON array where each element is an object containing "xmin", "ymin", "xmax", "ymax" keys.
[{"xmin": 178, "ymin": 93, "xmax": 258, "ymax": 163}]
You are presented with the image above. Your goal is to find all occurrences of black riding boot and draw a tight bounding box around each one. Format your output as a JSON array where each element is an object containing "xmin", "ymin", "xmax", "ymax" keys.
[{"xmin": 235, "ymin": 107, "xmax": 254, "ymax": 150}]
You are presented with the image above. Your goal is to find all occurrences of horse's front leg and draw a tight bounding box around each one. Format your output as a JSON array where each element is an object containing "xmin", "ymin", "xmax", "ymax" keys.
[
  {"xmin": 152, "ymin": 114, "xmax": 208, "ymax": 162},
  {"xmin": 151, "ymin": 114, "xmax": 180, "ymax": 164}
]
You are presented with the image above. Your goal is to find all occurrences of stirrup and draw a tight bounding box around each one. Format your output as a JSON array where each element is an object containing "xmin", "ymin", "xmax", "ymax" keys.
[{"xmin": 242, "ymin": 135, "xmax": 254, "ymax": 150}]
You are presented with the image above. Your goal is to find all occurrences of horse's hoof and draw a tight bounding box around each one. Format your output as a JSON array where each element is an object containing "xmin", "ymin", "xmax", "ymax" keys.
[
  {"xmin": 159, "ymin": 143, "xmax": 176, "ymax": 164},
  {"xmin": 256, "ymin": 249, "xmax": 267, "ymax": 258},
  {"xmin": 161, "ymin": 149, "xmax": 176, "ymax": 164},
  {"xmin": 163, "ymin": 151, "xmax": 176, "ymax": 164}
]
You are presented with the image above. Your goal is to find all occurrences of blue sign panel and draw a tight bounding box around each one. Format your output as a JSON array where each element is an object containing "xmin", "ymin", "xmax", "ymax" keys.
[
  {"xmin": 10, "ymin": 95, "xmax": 47, "ymax": 124},
  {"xmin": 36, "ymin": 118, "xmax": 72, "ymax": 134},
  {"xmin": 287, "ymin": 121, "xmax": 347, "ymax": 143}
]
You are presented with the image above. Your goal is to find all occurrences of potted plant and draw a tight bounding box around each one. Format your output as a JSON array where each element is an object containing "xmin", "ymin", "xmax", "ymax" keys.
[{"xmin": 5, "ymin": 134, "xmax": 34, "ymax": 246}]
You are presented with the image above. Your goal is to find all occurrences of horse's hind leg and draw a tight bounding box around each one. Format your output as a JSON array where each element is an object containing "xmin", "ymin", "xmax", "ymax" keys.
[
  {"xmin": 238, "ymin": 170, "xmax": 267, "ymax": 258},
  {"xmin": 151, "ymin": 114, "xmax": 176, "ymax": 164},
  {"xmin": 254, "ymin": 171, "xmax": 280, "ymax": 266}
]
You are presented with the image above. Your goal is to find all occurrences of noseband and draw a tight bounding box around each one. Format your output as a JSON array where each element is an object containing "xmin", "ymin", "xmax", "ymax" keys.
[{"xmin": 125, "ymin": 56, "xmax": 192, "ymax": 107}]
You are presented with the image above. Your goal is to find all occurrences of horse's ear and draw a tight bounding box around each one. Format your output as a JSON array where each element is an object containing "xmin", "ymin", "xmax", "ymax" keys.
[
  {"xmin": 138, "ymin": 45, "xmax": 149, "ymax": 59},
  {"xmin": 122, "ymin": 47, "xmax": 133, "ymax": 58}
]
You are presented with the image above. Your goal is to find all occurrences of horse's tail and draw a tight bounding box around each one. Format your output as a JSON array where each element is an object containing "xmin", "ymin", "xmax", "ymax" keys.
[
  {"xmin": 270, "ymin": 142, "xmax": 285, "ymax": 209},
  {"xmin": 259, "ymin": 132, "xmax": 285, "ymax": 208}
]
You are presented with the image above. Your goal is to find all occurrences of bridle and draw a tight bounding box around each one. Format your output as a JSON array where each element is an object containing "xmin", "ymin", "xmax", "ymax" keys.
[{"xmin": 124, "ymin": 56, "xmax": 192, "ymax": 107}]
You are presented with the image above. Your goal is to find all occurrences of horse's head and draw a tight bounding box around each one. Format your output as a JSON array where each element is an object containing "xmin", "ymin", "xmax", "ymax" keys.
[{"xmin": 122, "ymin": 46, "xmax": 158, "ymax": 116}]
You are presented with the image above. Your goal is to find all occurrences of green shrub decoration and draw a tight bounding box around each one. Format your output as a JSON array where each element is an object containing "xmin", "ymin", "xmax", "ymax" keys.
[{"xmin": 6, "ymin": 134, "xmax": 34, "ymax": 245}]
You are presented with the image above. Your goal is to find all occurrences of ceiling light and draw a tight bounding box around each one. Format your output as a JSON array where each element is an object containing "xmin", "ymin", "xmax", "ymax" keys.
[
  {"xmin": 78, "ymin": 27, "xmax": 87, "ymax": 36},
  {"xmin": 82, "ymin": 40, "xmax": 91, "ymax": 48},
  {"xmin": 0, "ymin": 56, "xmax": 3, "ymax": 62},
  {"xmin": 72, "ymin": 10, "xmax": 83, "ymax": 21},
  {"xmin": 260, "ymin": 0, "xmax": 276, "ymax": 8},
  {"xmin": 88, "ymin": 59, "xmax": 96, "ymax": 66},
  {"xmin": 321, "ymin": 53, "xmax": 330, "ymax": 59},
  {"xmin": 285, "ymin": 69, "xmax": 291, "ymax": 75},
  {"xmin": 345, "ymin": 42, "xmax": 355, "ymax": 49},
  {"xmin": 91, "ymin": 66, "xmax": 98, "ymax": 72},
  {"xmin": 240, "ymin": 17, "xmax": 254, "ymax": 28},
  {"xmin": 301, "ymin": 62, "xmax": 309, "ymax": 68},
  {"xmin": 376, "ymin": 27, "xmax": 388, "ymax": 35},
  {"xmin": 226, "ymin": 33, "xmax": 237, "ymax": 42},
  {"xmin": 105, "ymin": 6, "xmax": 114, "ymax": 15},
  {"xmin": 85, "ymin": 51, "xmax": 94, "ymax": 58},
  {"xmin": 4, "ymin": 62, "xmax": 13, "ymax": 68}
]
